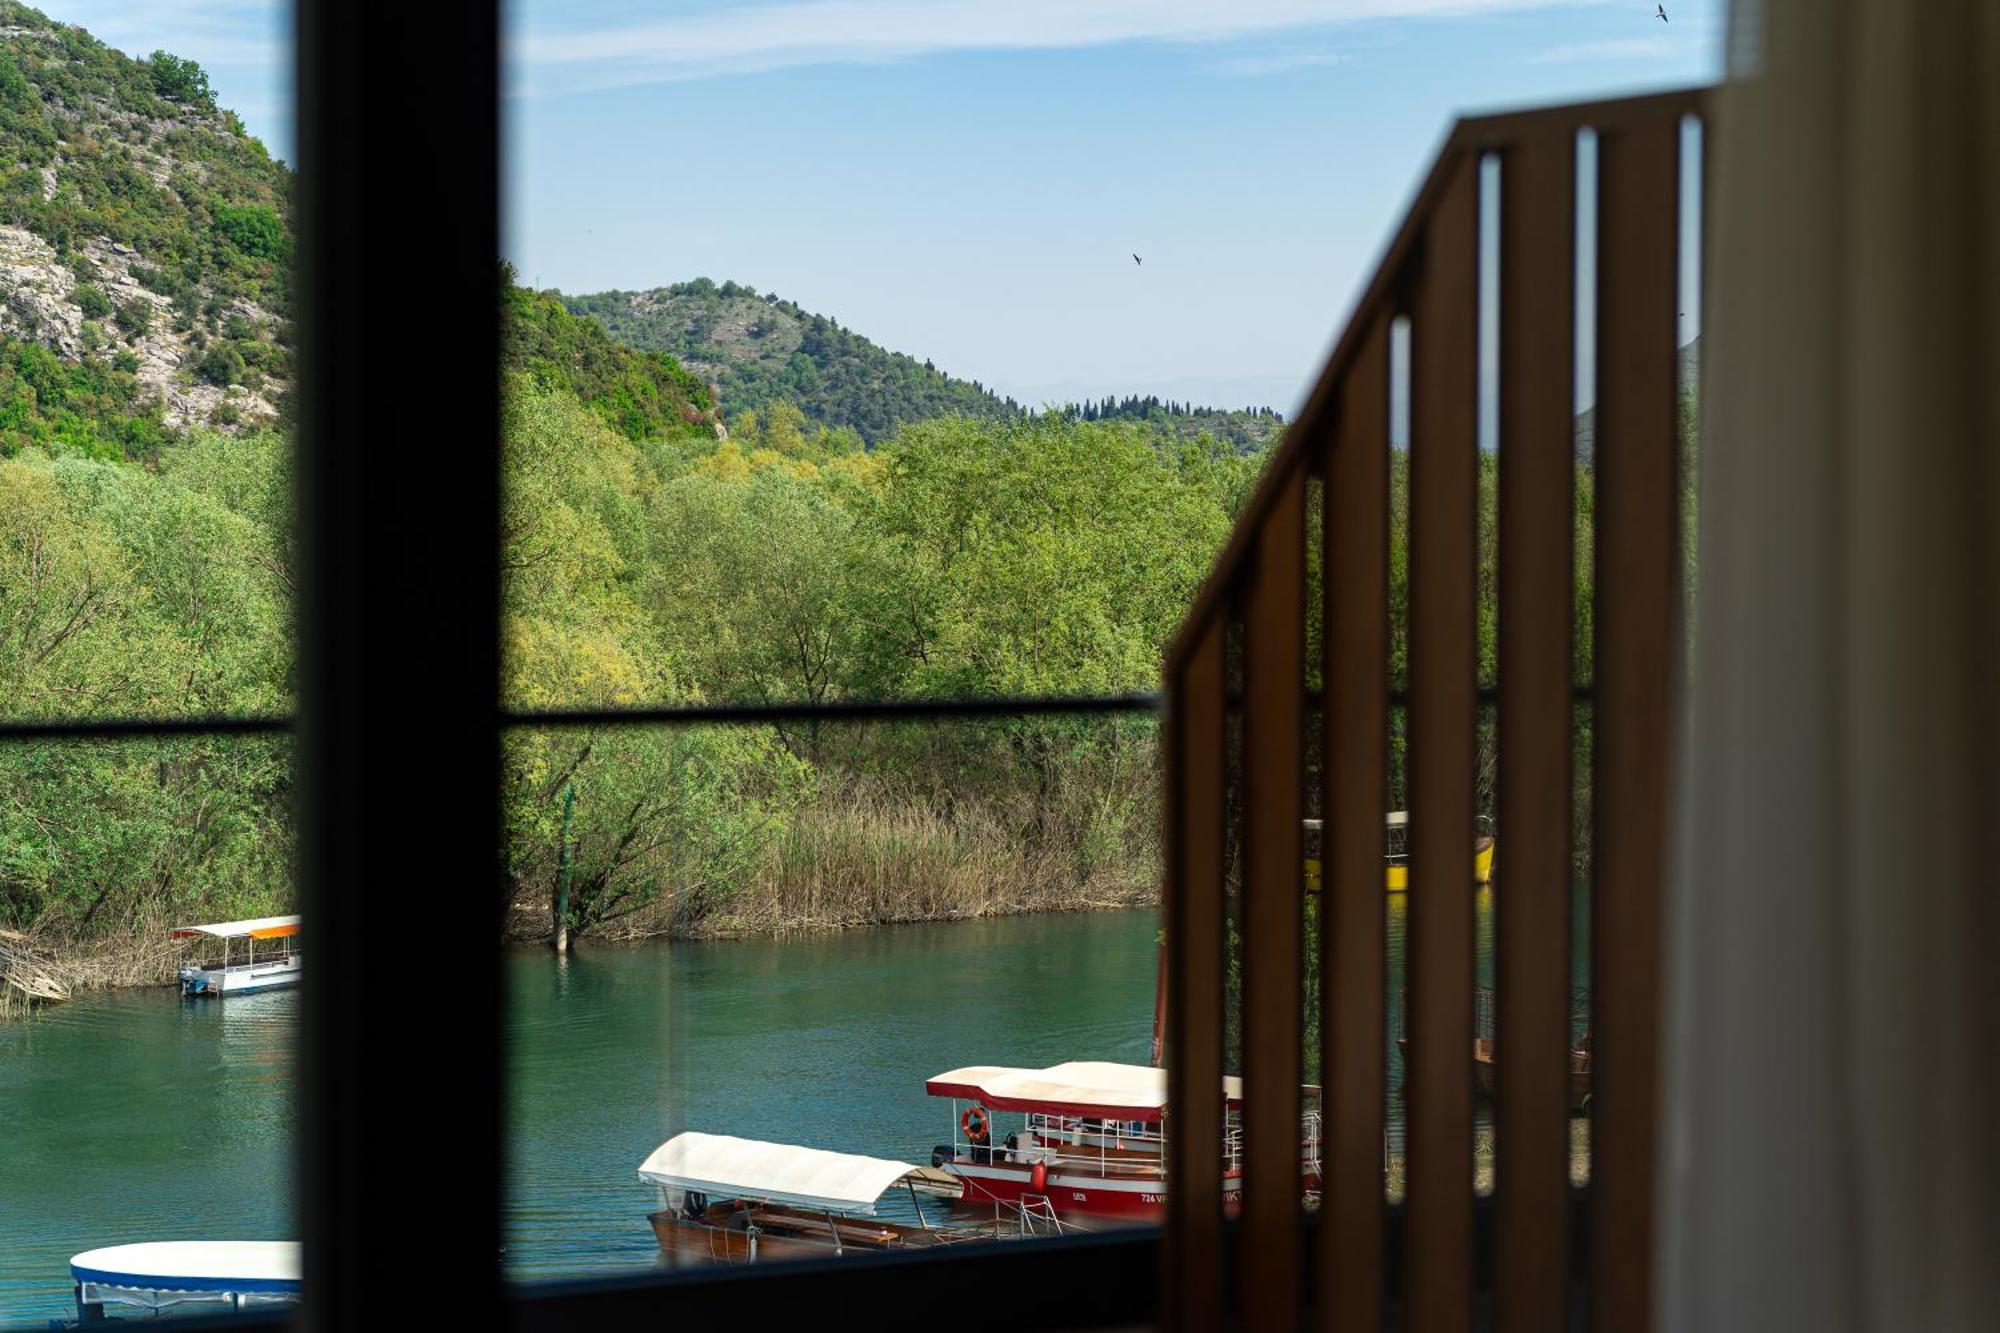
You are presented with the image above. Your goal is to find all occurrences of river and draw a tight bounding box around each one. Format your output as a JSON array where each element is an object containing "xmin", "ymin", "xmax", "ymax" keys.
[
  {"xmin": 0, "ymin": 910, "xmax": 1156, "ymax": 1324},
  {"xmin": 0, "ymin": 893, "xmax": 1580, "ymax": 1325}
]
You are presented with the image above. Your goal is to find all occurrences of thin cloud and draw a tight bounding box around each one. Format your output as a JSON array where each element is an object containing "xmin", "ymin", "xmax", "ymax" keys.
[
  {"xmin": 1213, "ymin": 49, "xmax": 1350, "ymax": 76},
  {"xmin": 37, "ymin": 1, "xmax": 288, "ymax": 72},
  {"xmin": 1528, "ymin": 36, "xmax": 1677, "ymax": 63},
  {"xmin": 511, "ymin": 0, "xmax": 1587, "ymax": 93}
]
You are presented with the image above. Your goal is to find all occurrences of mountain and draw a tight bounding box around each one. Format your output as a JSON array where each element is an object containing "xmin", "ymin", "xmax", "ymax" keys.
[
  {"xmin": 502, "ymin": 270, "xmax": 718, "ymax": 444},
  {"xmin": 1573, "ymin": 338, "xmax": 1701, "ymax": 463},
  {"xmin": 0, "ymin": 4, "xmax": 293, "ymax": 452},
  {"xmin": 564, "ymin": 279, "xmax": 1020, "ymax": 445},
  {"xmin": 564, "ymin": 279, "xmax": 1287, "ymax": 450}
]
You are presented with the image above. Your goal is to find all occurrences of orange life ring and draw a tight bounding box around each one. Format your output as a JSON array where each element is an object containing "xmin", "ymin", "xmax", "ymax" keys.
[{"xmin": 961, "ymin": 1106, "xmax": 990, "ymax": 1144}]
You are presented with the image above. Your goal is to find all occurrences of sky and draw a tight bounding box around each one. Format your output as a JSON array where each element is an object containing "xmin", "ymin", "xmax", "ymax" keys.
[{"xmin": 47, "ymin": 0, "xmax": 1724, "ymax": 414}]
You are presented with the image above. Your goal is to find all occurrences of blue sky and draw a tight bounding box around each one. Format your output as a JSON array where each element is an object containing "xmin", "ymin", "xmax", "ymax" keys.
[{"xmin": 48, "ymin": 0, "xmax": 1723, "ymax": 413}]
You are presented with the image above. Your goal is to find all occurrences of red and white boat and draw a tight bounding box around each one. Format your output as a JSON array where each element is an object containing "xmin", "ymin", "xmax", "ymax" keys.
[{"xmin": 925, "ymin": 1061, "xmax": 1321, "ymax": 1221}]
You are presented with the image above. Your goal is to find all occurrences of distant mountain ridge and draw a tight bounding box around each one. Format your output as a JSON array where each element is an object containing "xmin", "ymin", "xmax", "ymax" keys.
[
  {"xmin": 565, "ymin": 280, "xmax": 1017, "ymax": 445},
  {"xmin": 1572, "ymin": 337, "xmax": 1701, "ymax": 462},
  {"xmin": 563, "ymin": 279, "xmax": 1284, "ymax": 449}
]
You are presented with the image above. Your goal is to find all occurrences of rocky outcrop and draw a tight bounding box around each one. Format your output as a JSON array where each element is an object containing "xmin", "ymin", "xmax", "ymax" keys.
[{"xmin": 0, "ymin": 222, "xmax": 283, "ymax": 434}]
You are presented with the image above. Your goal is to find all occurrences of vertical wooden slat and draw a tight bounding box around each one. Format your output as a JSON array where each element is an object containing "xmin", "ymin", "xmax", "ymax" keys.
[
  {"xmin": 1241, "ymin": 467, "xmax": 1308, "ymax": 1333},
  {"xmin": 1496, "ymin": 131, "xmax": 1578, "ymax": 1332},
  {"xmin": 1166, "ymin": 619, "xmax": 1227, "ymax": 1333},
  {"xmin": 1406, "ymin": 153, "xmax": 1481, "ymax": 1332},
  {"xmin": 1320, "ymin": 318, "xmax": 1391, "ymax": 1332},
  {"xmin": 1591, "ymin": 118, "xmax": 1680, "ymax": 1333}
]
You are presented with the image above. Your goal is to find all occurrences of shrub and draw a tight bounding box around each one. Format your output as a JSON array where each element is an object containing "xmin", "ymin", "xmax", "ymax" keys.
[
  {"xmin": 115, "ymin": 300, "xmax": 151, "ymax": 336},
  {"xmin": 75, "ymin": 283, "xmax": 110, "ymax": 318},
  {"xmin": 213, "ymin": 204, "xmax": 283, "ymax": 260},
  {"xmin": 196, "ymin": 342, "xmax": 243, "ymax": 387}
]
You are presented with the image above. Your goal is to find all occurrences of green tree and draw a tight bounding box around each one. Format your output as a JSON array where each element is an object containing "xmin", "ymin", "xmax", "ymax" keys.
[{"xmin": 146, "ymin": 51, "xmax": 212, "ymax": 105}]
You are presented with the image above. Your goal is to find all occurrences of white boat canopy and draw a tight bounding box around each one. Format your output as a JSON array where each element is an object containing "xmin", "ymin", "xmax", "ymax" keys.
[
  {"xmin": 637, "ymin": 1132, "xmax": 956, "ymax": 1215},
  {"xmin": 1301, "ymin": 811, "xmax": 1407, "ymax": 832},
  {"xmin": 170, "ymin": 914, "xmax": 300, "ymax": 941},
  {"xmin": 926, "ymin": 1060, "xmax": 1247, "ymax": 1121},
  {"xmin": 70, "ymin": 1241, "xmax": 299, "ymax": 1311}
]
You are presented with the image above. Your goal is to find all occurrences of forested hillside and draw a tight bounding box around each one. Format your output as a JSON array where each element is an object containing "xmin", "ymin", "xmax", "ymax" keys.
[
  {"xmin": 502, "ymin": 268, "xmax": 718, "ymax": 444},
  {"xmin": 0, "ymin": 28, "xmax": 1273, "ymax": 970},
  {"xmin": 499, "ymin": 396, "xmax": 1266, "ymax": 941},
  {"xmin": 1066, "ymin": 394, "xmax": 1284, "ymax": 450},
  {"xmin": 0, "ymin": 3, "xmax": 292, "ymax": 449},
  {"xmin": 564, "ymin": 279, "xmax": 1285, "ymax": 450},
  {"xmin": 565, "ymin": 279, "xmax": 1021, "ymax": 444}
]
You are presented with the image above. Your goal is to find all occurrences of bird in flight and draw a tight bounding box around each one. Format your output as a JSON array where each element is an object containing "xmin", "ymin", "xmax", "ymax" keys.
[
  {"xmin": 1656, "ymin": 3, "xmax": 1668, "ymax": 20},
  {"xmin": 1132, "ymin": 253, "xmax": 1143, "ymax": 266}
]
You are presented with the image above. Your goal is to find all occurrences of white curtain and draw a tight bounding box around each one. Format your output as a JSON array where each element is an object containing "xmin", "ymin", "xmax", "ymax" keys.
[{"xmin": 1662, "ymin": 2, "xmax": 2000, "ymax": 1329}]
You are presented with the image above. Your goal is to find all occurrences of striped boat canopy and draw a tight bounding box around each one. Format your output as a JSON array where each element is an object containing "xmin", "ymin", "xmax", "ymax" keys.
[{"xmin": 170, "ymin": 915, "xmax": 300, "ymax": 941}]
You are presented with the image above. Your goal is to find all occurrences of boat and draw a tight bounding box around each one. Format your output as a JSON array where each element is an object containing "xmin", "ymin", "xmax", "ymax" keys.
[
  {"xmin": 1302, "ymin": 812, "xmax": 1496, "ymax": 893},
  {"xmin": 172, "ymin": 915, "xmax": 301, "ymax": 996},
  {"xmin": 1395, "ymin": 986, "xmax": 1594, "ymax": 1113},
  {"xmin": 637, "ymin": 1131, "xmax": 1045, "ymax": 1266},
  {"xmin": 925, "ymin": 1061, "xmax": 1323, "ymax": 1220},
  {"xmin": 64, "ymin": 1241, "xmax": 298, "ymax": 1322}
]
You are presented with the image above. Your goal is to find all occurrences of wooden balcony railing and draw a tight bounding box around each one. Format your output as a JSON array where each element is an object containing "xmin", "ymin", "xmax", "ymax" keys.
[{"xmin": 1161, "ymin": 87, "xmax": 1705, "ymax": 1332}]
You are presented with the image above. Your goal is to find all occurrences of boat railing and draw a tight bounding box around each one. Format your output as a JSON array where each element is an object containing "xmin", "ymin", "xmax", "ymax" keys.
[{"xmin": 1014, "ymin": 1195, "xmax": 1067, "ymax": 1238}]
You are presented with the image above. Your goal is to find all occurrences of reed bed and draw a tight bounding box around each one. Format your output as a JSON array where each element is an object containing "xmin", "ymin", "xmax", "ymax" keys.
[
  {"xmin": 528, "ymin": 770, "xmax": 1162, "ymax": 944},
  {"xmin": 0, "ymin": 912, "xmax": 194, "ymax": 1016},
  {"xmin": 725, "ymin": 788, "xmax": 1155, "ymax": 934},
  {"xmin": 1, "ymin": 928, "xmax": 70, "ymax": 1006}
]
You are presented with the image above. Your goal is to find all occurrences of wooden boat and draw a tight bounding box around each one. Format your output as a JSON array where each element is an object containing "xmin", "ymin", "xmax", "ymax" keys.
[
  {"xmin": 1302, "ymin": 813, "xmax": 1496, "ymax": 894},
  {"xmin": 638, "ymin": 1132, "xmax": 1029, "ymax": 1267},
  {"xmin": 173, "ymin": 915, "xmax": 301, "ymax": 996},
  {"xmin": 926, "ymin": 1061, "xmax": 1323, "ymax": 1220},
  {"xmin": 65, "ymin": 1241, "xmax": 298, "ymax": 1322}
]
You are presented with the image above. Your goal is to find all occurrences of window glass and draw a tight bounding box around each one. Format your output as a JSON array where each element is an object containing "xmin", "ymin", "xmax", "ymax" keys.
[
  {"xmin": 504, "ymin": 717, "xmax": 1165, "ymax": 1276},
  {"xmin": 0, "ymin": 2, "xmax": 296, "ymax": 726},
  {"xmin": 495, "ymin": 0, "xmax": 1724, "ymax": 1286},
  {"xmin": 0, "ymin": 3, "xmax": 297, "ymax": 1325},
  {"xmin": 0, "ymin": 734, "xmax": 296, "ymax": 1324}
]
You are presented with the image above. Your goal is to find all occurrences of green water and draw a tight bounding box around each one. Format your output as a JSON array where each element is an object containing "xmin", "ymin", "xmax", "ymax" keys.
[
  {"xmin": 0, "ymin": 894, "xmax": 1579, "ymax": 1323},
  {"xmin": 504, "ymin": 909, "xmax": 1161, "ymax": 1281},
  {"xmin": 0, "ymin": 910, "xmax": 1160, "ymax": 1324},
  {"xmin": 0, "ymin": 986, "xmax": 296, "ymax": 1326}
]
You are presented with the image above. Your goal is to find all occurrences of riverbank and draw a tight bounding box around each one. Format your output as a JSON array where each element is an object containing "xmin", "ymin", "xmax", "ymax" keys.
[
  {"xmin": 506, "ymin": 791, "xmax": 1160, "ymax": 945},
  {"xmin": 0, "ymin": 912, "xmax": 196, "ymax": 1011},
  {"xmin": 3, "ymin": 871, "xmax": 1161, "ymax": 1015}
]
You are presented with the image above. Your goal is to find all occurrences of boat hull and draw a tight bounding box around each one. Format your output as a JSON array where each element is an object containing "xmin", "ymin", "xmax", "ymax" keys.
[
  {"xmin": 648, "ymin": 1205, "xmax": 976, "ymax": 1268},
  {"xmin": 945, "ymin": 1160, "xmax": 1183, "ymax": 1219},
  {"xmin": 179, "ymin": 956, "xmax": 301, "ymax": 996},
  {"xmin": 649, "ymin": 1212, "xmax": 837, "ymax": 1267}
]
